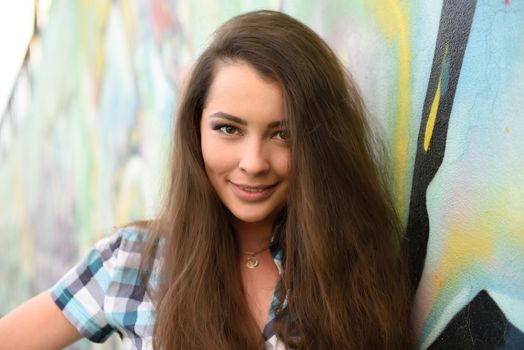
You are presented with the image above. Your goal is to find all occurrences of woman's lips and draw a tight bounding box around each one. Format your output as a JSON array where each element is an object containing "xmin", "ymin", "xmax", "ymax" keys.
[{"xmin": 229, "ymin": 182, "xmax": 277, "ymax": 201}]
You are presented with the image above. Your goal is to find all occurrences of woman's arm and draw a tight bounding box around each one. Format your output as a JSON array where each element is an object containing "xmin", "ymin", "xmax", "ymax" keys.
[{"xmin": 0, "ymin": 291, "xmax": 82, "ymax": 350}]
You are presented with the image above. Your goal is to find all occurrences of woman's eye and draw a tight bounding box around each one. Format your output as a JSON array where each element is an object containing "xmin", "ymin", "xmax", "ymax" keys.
[
  {"xmin": 274, "ymin": 129, "xmax": 289, "ymax": 140},
  {"xmin": 215, "ymin": 125, "xmax": 240, "ymax": 135}
]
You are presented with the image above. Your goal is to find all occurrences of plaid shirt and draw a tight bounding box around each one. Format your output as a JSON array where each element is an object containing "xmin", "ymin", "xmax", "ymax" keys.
[{"xmin": 52, "ymin": 227, "xmax": 285, "ymax": 349}]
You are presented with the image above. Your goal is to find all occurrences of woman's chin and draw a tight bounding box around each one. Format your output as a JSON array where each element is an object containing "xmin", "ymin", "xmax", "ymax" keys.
[{"xmin": 229, "ymin": 209, "xmax": 277, "ymax": 226}]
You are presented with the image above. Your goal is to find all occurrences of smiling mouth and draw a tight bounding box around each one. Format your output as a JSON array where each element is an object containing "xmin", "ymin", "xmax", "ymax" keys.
[
  {"xmin": 229, "ymin": 182, "xmax": 277, "ymax": 200},
  {"xmin": 238, "ymin": 185, "xmax": 275, "ymax": 192},
  {"xmin": 241, "ymin": 187, "xmax": 268, "ymax": 193}
]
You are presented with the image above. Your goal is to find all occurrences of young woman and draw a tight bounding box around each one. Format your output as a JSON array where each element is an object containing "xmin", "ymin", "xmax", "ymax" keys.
[{"xmin": 0, "ymin": 10, "xmax": 412, "ymax": 349}]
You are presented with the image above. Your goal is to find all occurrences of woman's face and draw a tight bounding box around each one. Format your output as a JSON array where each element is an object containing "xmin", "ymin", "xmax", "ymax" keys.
[{"xmin": 200, "ymin": 61, "xmax": 289, "ymax": 226}]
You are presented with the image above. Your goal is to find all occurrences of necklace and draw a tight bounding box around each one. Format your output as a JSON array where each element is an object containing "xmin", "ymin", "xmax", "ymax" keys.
[{"xmin": 242, "ymin": 245, "xmax": 271, "ymax": 269}]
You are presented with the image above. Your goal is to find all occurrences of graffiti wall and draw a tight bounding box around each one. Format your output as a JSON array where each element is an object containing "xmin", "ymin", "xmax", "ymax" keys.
[{"xmin": 1, "ymin": 0, "xmax": 523, "ymax": 349}]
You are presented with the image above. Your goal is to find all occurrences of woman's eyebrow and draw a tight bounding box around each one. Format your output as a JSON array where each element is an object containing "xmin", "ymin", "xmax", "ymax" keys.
[
  {"xmin": 267, "ymin": 120, "xmax": 286, "ymax": 128},
  {"xmin": 209, "ymin": 112, "xmax": 247, "ymax": 125},
  {"xmin": 209, "ymin": 112, "xmax": 285, "ymax": 128}
]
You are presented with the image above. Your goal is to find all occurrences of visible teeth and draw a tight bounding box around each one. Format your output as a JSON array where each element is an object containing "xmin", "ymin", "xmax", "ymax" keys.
[{"xmin": 242, "ymin": 187, "xmax": 266, "ymax": 192}]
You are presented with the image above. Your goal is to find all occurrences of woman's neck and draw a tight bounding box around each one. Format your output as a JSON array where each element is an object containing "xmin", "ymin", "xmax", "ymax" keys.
[{"xmin": 233, "ymin": 218, "xmax": 274, "ymax": 253}]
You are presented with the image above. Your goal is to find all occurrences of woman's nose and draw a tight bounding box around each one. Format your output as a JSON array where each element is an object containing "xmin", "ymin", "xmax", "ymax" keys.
[{"xmin": 238, "ymin": 139, "xmax": 270, "ymax": 175}]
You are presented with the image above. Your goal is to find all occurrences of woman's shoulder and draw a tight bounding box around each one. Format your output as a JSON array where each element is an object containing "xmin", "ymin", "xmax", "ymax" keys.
[
  {"xmin": 58, "ymin": 223, "xmax": 157, "ymax": 287},
  {"xmin": 98, "ymin": 223, "xmax": 160, "ymax": 272},
  {"xmin": 94, "ymin": 222, "xmax": 151, "ymax": 254},
  {"xmin": 113, "ymin": 223, "xmax": 150, "ymax": 249}
]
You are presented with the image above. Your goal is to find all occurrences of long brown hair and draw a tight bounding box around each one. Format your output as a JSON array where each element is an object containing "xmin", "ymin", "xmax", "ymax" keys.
[{"xmin": 141, "ymin": 10, "xmax": 412, "ymax": 349}]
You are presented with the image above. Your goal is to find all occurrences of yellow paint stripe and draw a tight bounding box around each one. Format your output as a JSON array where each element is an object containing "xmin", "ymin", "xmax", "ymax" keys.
[
  {"xmin": 424, "ymin": 79, "xmax": 441, "ymax": 152},
  {"xmin": 424, "ymin": 46, "xmax": 448, "ymax": 152}
]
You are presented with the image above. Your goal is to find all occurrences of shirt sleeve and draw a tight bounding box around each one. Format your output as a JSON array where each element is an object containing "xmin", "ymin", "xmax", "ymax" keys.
[{"xmin": 51, "ymin": 229, "xmax": 124, "ymax": 343}]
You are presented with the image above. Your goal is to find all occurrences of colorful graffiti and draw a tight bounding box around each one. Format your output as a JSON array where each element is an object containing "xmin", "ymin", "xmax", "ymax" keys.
[
  {"xmin": 1, "ymin": 0, "xmax": 523, "ymax": 349},
  {"xmin": 409, "ymin": 1, "xmax": 524, "ymax": 348}
]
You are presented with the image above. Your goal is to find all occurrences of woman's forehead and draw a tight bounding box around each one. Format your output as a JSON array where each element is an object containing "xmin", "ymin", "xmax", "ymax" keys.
[{"xmin": 203, "ymin": 62, "xmax": 285, "ymax": 124}]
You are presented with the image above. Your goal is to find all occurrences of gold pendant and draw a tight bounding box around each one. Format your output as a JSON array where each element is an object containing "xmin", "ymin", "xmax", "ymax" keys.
[{"xmin": 245, "ymin": 256, "xmax": 259, "ymax": 269}]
